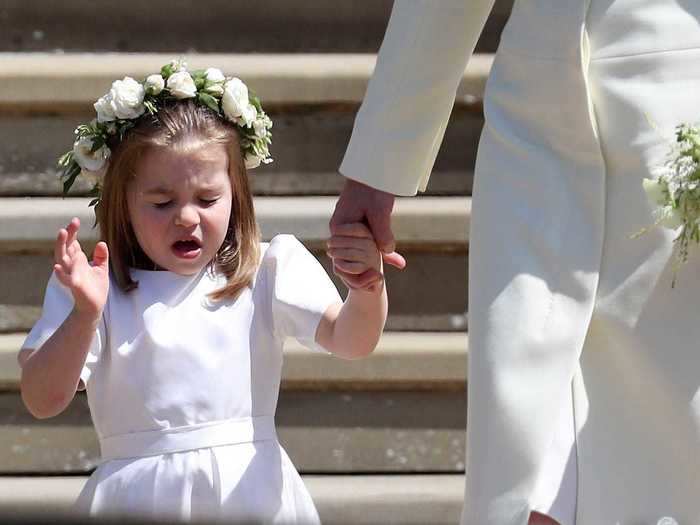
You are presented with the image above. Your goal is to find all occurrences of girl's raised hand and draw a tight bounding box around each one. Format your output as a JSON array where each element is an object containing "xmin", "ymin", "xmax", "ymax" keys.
[
  {"xmin": 326, "ymin": 222, "xmax": 384, "ymax": 293},
  {"xmin": 53, "ymin": 217, "xmax": 109, "ymax": 320}
]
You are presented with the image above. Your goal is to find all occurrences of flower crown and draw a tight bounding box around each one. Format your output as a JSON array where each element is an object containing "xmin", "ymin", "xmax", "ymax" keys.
[{"xmin": 58, "ymin": 59, "xmax": 273, "ymax": 204}]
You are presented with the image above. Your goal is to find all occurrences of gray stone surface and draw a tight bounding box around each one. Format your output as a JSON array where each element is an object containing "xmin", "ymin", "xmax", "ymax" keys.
[
  {"xmin": 3, "ymin": 332, "xmax": 468, "ymax": 390},
  {"xmin": 0, "ymin": 390, "xmax": 466, "ymax": 474},
  {"xmin": 0, "ymin": 108, "xmax": 482, "ymax": 196},
  {"xmin": 0, "ymin": 474, "xmax": 465, "ymax": 524},
  {"xmin": 0, "ymin": 247, "xmax": 467, "ymax": 333},
  {"xmin": 0, "ymin": 0, "xmax": 512, "ymax": 53},
  {"xmin": 0, "ymin": 53, "xmax": 492, "ymax": 107}
]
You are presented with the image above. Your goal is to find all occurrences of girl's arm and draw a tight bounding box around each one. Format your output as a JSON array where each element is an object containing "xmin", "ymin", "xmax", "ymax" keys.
[
  {"xmin": 20, "ymin": 218, "xmax": 109, "ymax": 419},
  {"xmin": 315, "ymin": 223, "xmax": 388, "ymax": 359},
  {"xmin": 20, "ymin": 309, "xmax": 101, "ymax": 418}
]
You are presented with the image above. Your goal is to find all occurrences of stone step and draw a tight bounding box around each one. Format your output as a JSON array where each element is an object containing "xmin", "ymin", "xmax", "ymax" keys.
[
  {"xmin": 0, "ymin": 474, "xmax": 464, "ymax": 524},
  {"xmin": 1, "ymin": 109, "xmax": 481, "ymax": 198},
  {"xmin": 0, "ymin": 196, "xmax": 469, "ymax": 333},
  {"xmin": 0, "ymin": 333, "xmax": 467, "ymax": 474},
  {"xmin": 0, "ymin": 332, "xmax": 468, "ymax": 391},
  {"xmin": 1, "ymin": 52, "xmax": 490, "ymax": 197},
  {"xmin": 0, "ymin": 52, "xmax": 493, "ymax": 109},
  {"xmin": 0, "ymin": 196, "xmax": 469, "ymax": 248},
  {"xmin": 1, "ymin": 0, "xmax": 513, "ymax": 53}
]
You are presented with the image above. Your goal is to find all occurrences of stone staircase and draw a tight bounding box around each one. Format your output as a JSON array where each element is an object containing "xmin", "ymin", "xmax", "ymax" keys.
[{"xmin": 0, "ymin": 1, "xmax": 513, "ymax": 523}]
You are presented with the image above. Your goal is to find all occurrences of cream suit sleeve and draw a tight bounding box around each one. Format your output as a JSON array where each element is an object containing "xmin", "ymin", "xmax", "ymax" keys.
[{"xmin": 339, "ymin": 0, "xmax": 495, "ymax": 196}]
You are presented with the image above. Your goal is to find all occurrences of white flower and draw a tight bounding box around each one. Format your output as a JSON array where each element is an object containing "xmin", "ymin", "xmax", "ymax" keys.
[
  {"xmin": 108, "ymin": 77, "xmax": 146, "ymax": 120},
  {"xmin": 94, "ymin": 94, "xmax": 117, "ymax": 123},
  {"xmin": 205, "ymin": 68, "xmax": 225, "ymax": 83},
  {"xmin": 167, "ymin": 71, "xmax": 197, "ymax": 99},
  {"xmin": 253, "ymin": 117, "xmax": 268, "ymax": 139},
  {"xmin": 73, "ymin": 136, "xmax": 110, "ymax": 172},
  {"xmin": 222, "ymin": 78, "xmax": 251, "ymax": 121},
  {"xmin": 238, "ymin": 103, "xmax": 257, "ymax": 127},
  {"xmin": 145, "ymin": 74, "xmax": 165, "ymax": 95},
  {"xmin": 204, "ymin": 68, "xmax": 226, "ymax": 96}
]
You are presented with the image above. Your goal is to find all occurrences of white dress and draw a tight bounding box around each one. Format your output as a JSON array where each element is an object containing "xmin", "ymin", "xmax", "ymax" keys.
[
  {"xmin": 21, "ymin": 234, "xmax": 342, "ymax": 524},
  {"xmin": 340, "ymin": 1, "xmax": 700, "ymax": 524}
]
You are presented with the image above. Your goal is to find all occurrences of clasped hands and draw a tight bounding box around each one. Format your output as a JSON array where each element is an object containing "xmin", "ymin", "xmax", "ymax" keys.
[{"xmin": 327, "ymin": 179, "xmax": 406, "ymax": 292}]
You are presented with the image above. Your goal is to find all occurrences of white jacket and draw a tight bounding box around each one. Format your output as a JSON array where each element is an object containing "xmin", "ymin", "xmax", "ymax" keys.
[{"xmin": 341, "ymin": 2, "xmax": 700, "ymax": 524}]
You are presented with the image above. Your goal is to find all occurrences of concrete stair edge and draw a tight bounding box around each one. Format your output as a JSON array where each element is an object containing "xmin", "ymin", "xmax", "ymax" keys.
[
  {"xmin": 0, "ymin": 474, "xmax": 465, "ymax": 524},
  {"xmin": 0, "ymin": 52, "xmax": 494, "ymax": 106},
  {"xmin": 0, "ymin": 332, "xmax": 468, "ymax": 391},
  {"xmin": 0, "ymin": 196, "xmax": 472, "ymax": 247}
]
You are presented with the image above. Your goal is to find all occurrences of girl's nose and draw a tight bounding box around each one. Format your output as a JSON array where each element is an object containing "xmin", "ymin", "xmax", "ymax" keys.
[{"xmin": 174, "ymin": 205, "xmax": 200, "ymax": 227}]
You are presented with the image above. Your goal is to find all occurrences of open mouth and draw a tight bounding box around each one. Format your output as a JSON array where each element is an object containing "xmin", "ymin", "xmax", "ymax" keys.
[{"xmin": 171, "ymin": 238, "xmax": 202, "ymax": 259}]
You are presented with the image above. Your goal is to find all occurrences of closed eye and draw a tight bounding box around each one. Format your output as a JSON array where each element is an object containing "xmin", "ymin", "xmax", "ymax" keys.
[
  {"xmin": 153, "ymin": 201, "xmax": 172, "ymax": 209},
  {"xmin": 200, "ymin": 197, "xmax": 219, "ymax": 206}
]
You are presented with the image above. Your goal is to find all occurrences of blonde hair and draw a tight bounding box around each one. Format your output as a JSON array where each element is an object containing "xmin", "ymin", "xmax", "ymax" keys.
[{"xmin": 97, "ymin": 100, "xmax": 261, "ymax": 302}]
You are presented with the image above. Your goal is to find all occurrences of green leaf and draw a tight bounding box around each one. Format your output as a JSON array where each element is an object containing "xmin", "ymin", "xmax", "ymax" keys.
[
  {"xmin": 62, "ymin": 164, "xmax": 81, "ymax": 195},
  {"xmin": 198, "ymin": 92, "xmax": 220, "ymax": 113},
  {"xmin": 160, "ymin": 63, "xmax": 175, "ymax": 78},
  {"xmin": 58, "ymin": 151, "xmax": 74, "ymax": 168}
]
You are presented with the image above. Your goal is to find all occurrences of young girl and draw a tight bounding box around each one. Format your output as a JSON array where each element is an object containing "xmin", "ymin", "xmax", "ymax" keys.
[{"xmin": 18, "ymin": 62, "xmax": 387, "ymax": 524}]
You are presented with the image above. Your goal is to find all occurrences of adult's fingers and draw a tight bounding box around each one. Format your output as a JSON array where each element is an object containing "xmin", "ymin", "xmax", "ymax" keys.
[
  {"xmin": 330, "ymin": 222, "xmax": 373, "ymax": 239},
  {"xmin": 366, "ymin": 208, "xmax": 395, "ymax": 254}
]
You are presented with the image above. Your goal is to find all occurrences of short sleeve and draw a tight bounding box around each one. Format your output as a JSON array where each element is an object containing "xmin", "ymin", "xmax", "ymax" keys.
[
  {"xmin": 21, "ymin": 272, "xmax": 105, "ymax": 386},
  {"xmin": 263, "ymin": 235, "xmax": 342, "ymax": 353}
]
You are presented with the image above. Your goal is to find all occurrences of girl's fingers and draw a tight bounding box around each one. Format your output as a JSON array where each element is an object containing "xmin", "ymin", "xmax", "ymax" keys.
[
  {"xmin": 54, "ymin": 229, "xmax": 66, "ymax": 265},
  {"xmin": 92, "ymin": 242, "xmax": 109, "ymax": 269},
  {"xmin": 327, "ymin": 235, "xmax": 376, "ymax": 251},
  {"xmin": 326, "ymin": 247, "xmax": 368, "ymax": 262},
  {"xmin": 334, "ymin": 266, "xmax": 383, "ymax": 290},
  {"xmin": 333, "ymin": 258, "xmax": 368, "ymax": 275},
  {"xmin": 330, "ymin": 222, "xmax": 373, "ymax": 239},
  {"xmin": 65, "ymin": 217, "xmax": 80, "ymax": 247}
]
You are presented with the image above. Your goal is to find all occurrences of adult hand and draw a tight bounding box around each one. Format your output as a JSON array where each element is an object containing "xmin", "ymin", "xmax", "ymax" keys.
[{"xmin": 329, "ymin": 178, "xmax": 406, "ymax": 289}]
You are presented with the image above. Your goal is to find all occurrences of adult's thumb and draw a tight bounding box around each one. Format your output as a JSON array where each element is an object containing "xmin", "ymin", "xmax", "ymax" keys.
[{"xmin": 367, "ymin": 209, "xmax": 396, "ymax": 254}]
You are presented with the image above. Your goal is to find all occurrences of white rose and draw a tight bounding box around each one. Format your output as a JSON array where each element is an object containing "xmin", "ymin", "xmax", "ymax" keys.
[
  {"xmin": 145, "ymin": 74, "xmax": 165, "ymax": 95},
  {"xmin": 238, "ymin": 103, "xmax": 257, "ymax": 128},
  {"xmin": 108, "ymin": 77, "xmax": 146, "ymax": 120},
  {"xmin": 244, "ymin": 153, "xmax": 262, "ymax": 170},
  {"xmin": 94, "ymin": 94, "xmax": 117, "ymax": 123},
  {"xmin": 205, "ymin": 68, "xmax": 225, "ymax": 83},
  {"xmin": 253, "ymin": 117, "xmax": 268, "ymax": 139},
  {"xmin": 204, "ymin": 69, "xmax": 225, "ymax": 97},
  {"xmin": 222, "ymin": 78, "xmax": 250, "ymax": 121},
  {"xmin": 167, "ymin": 71, "xmax": 197, "ymax": 99},
  {"xmin": 73, "ymin": 136, "xmax": 110, "ymax": 172}
]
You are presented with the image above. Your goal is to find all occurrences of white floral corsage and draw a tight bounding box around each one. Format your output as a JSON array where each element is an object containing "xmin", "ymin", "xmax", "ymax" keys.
[
  {"xmin": 640, "ymin": 124, "xmax": 700, "ymax": 286},
  {"xmin": 58, "ymin": 59, "xmax": 273, "ymax": 205}
]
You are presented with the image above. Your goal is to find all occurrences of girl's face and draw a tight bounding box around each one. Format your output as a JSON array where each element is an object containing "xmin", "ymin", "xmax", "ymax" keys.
[{"xmin": 127, "ymin": 143, "xmax": 233, "ymax": 275}]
